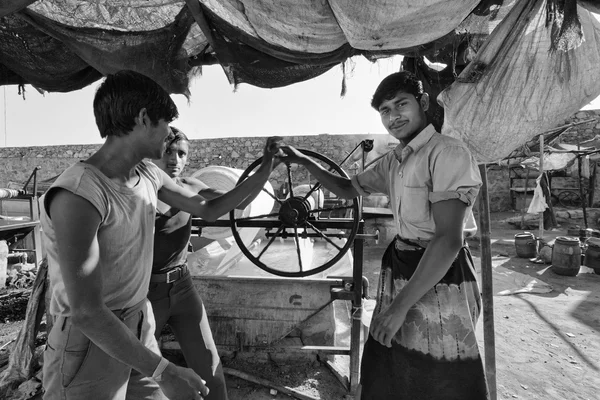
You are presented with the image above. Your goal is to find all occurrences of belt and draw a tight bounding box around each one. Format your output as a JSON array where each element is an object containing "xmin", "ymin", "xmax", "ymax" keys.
[
  {"xmin": 150, "ymin": 264, "xmax": 189, "ymax": 284},
  {"xmin": 395, "ymin": 235, "xmax": 428, "ymax": 251}
]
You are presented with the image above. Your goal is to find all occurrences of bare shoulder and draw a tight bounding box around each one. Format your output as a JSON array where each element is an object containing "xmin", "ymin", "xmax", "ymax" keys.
[{"xmin": 180, "ymin": 176, "xmax": 208, "ymax": 192}]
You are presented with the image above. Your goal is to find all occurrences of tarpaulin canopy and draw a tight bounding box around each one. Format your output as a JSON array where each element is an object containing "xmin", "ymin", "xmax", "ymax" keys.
[
  {"xmin": 0, "ymin": 0, "xmax": 554, "ymax": 94},
  {"xmin": 1, "ymin": 0, "xmax": 600, "ymax": 162}
]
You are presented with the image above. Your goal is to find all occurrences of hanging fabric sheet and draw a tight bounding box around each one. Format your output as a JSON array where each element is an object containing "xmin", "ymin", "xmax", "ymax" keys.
[{"xmin": 527, "ymin": 175, "xmax": 548, "ymax": 214}]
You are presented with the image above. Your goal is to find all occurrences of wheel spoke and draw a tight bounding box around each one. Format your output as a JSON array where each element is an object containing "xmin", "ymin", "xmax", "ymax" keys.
[
  {"xmin": 301, "ymin": 182, "xmax": 322, "ymax": 203},
  {"xmin": 235, "ymin": 212, "xmax": 279, "ymax": 222},
  {"xmin": 305, "ymin": 221, "xmax": 344, "ymax": 251},
  {"xmin": 286, "ymin": 163, "xmax": 294, "ymax": 197},
  {"xmin": 293, "ymin": 226, "xmax": 304, "ymax": 273},
  {"xmin": 262, "ymin": 187, "xmax": 283, "ymax": 204},
  {"xmin": 257, "ymin": 225, "xmax": 285, "ymax": 261}
]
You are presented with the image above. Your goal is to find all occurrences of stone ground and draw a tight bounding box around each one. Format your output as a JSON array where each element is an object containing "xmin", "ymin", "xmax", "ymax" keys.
[{"xmin": 1, "ymin": 210, "xmax": 599, "ymax": 399}]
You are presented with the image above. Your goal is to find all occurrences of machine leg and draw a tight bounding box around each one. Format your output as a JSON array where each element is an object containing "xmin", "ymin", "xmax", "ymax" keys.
[{"xmin": 349, "ymin": 223, "xmax": 365, "ymax": 393}]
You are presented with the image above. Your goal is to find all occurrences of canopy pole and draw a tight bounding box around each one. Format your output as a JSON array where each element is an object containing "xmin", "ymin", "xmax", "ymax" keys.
[
  {"xmin": 539, "ymin": 135, "xmax": 544, "ymax": 240},
  {"xmin": 578, "ymin": 154, "xmax": 589, "ymax": 228},
  {"xmin": 478, "ymin": 164, "xmax": 497, "ymax": 400}
]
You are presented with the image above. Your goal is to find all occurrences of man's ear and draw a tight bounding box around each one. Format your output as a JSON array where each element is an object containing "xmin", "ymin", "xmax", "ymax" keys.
[
  {"xmin": 420, "ymin": 93, "xmax": 430, "ymax": 112},
  {"xmin": 136, "ymin": 108, "xmax": 149, "ymax": 128}
]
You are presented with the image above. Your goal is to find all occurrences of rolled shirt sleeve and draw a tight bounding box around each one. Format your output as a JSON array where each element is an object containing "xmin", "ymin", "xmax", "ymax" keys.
[
  {"xmin": 429, "ymin": 145, "xmax": 482, "ymax": 206},
  {"xmin": 350, "ymin": 152, "xmax": 394, "ymax": 197}
]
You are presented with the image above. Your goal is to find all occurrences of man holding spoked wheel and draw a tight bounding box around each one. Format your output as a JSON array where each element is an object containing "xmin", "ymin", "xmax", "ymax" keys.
[
  {"xmin": 40, "ymin": 70, "xmax": 283, "ymax": 400},
  {"xmin": 279, "ymin": 71, "xmax": 489, "ymax": 400}
]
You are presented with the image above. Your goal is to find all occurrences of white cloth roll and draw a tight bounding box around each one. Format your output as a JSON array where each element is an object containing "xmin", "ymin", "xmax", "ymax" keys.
[{"xmin": 191, "ymin": 165, "xmax": 275, "ymax": 240}]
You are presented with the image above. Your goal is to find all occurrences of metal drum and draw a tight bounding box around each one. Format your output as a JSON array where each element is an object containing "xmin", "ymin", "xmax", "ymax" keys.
[
  {"xmin": 585, "ymin": 237, "xmax": 600, "ymax": 275},
  {"xmin": 514, "ymin": 232, "xmax": 537, "ymax": 258},
  {"xmin": 551, "ymin": 237, "xmax": 581, "ymax": 276}
]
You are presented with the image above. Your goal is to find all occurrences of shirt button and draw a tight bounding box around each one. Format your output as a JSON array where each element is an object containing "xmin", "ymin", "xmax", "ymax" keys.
[{"xmin": 398, "ymin": 171, "xmax": 403, "ymax": 177}]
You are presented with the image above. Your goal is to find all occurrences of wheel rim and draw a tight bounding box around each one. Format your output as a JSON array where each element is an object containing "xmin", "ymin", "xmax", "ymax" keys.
[{"xmin": 229, "ymin": 149, "xmax": 360, "ymax": 277}]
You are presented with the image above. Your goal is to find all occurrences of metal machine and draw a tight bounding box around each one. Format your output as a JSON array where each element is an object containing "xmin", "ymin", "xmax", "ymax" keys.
[{"xmin": 191, "ymin": 141, "xmax": 377, "ymax": 391}]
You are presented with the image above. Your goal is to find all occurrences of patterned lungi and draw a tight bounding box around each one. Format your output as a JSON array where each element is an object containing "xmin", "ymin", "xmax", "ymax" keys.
[{"xmin": 360, "ymin": 237, "xmax": 490, "ymax": 399}]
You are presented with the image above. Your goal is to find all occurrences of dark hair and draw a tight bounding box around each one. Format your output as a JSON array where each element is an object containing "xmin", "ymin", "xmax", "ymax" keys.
[
  {"xmin": 166, "ymin": 126, "xmax": 190, "ymax": 148},
  {"xmin": 371, "ymin": 71, "xmax": 424, "ymax": 110},
  {"xmin": 93, "ymin": 70, "xmax": 179, "ymax": 138}
]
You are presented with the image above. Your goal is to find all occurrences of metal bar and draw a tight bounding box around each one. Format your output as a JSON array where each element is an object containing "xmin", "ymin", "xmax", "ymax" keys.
[
  {"xmin": 266, "ymin": 231, "xmax": 346, "ymax": 239},
  {"xmin": 349, "ymin": 221, "xmax": 364, "ymax": 393},
  {"xmin": 301, "ymin": 142, "xmax": 363, "ymax": 203},
  {"xmin": 305, "ymin": 221, "xmax": 343, "ymax": 251},
  {"xmin": 286, "ymin": 163, "xmax": 295, "ymax": 198},
  {"xmin": 262, "ymin": 187, "xmax": 283, "ymax": 204},
  {"xmin": 307, "ymin": 204, "xmax": 355, "ymax": 214},
  {"xmin": 302, "ymin": 182, "xmax": 323, "ymax": 203},
  {"xmin": 256, "ymin": 226, "xmax": 284, "ymax": 261},
  {"xmin": 162, "ymin": 340, "xmax": 351, "ymax": 355},
  {"xmin": 293, "ymin": 226, "xmax": 304, "ymax": 273},
  {"xmin": 234, "ymin": 212, "xmax": 280, "ymax": 222},
  {"xmin": 192, "ymin": 218, "xmax": 357, "ymax": 230},
  {"xmin": 478, "ymin": 164, "xmax": 497, "ymax": 400}
]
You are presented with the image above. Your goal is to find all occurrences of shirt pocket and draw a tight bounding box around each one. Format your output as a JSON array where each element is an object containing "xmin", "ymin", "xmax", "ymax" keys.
[{"xmin": 401, "ymin": 186, "xmax": 430, "ymax": 224}]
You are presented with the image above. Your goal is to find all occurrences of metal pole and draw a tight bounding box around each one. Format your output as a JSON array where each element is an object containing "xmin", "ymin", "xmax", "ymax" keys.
[
  {"xmin": 539, "ymin": 135, "xmax": 544, "ymax": 240},
  {"xmin": 477, "ymin": 164, "xmax": 497, "ymax": 400},
  {"xmin": 349, "ymin": 142, "xmax": 367, "ymax": 392},
  {"xmin": 578, "ymin": 154, "xmax": 588, "ymax": 228}
]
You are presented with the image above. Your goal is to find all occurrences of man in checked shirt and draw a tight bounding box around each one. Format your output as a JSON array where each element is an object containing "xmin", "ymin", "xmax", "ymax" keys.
[{"xmin": 279, "ymin": 71, "xmax": 489, "ymax": 400}]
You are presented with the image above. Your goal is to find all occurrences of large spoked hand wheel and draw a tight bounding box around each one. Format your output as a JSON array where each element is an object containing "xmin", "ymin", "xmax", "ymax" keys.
[{"xmin": 229, "ymin": 149, "xmax": 360, "ymax": 277}]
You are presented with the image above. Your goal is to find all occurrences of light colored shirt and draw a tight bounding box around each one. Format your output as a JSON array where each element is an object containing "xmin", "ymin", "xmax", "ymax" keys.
[
  {"xmin": 41, "ymin": 161, "xmax": 162, "ymax": 316},
  {"xmin": 351, "ymin": 124, "xmax": 482, "ymax": 242}
]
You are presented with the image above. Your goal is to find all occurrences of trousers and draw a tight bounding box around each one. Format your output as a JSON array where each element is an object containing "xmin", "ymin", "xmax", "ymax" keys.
[
  {"xmin": 43, "ymin": 298, "xmax": 165, "ymax": 400},
  {"xmin": 148, "ymin": 271, "xmax": 228, "ymax": 400}
]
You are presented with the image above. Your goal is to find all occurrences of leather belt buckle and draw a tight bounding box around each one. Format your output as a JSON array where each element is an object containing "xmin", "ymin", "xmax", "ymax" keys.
[{"xmin": 165, "ymin": 268, "xmax": 180, "ymax": 284}]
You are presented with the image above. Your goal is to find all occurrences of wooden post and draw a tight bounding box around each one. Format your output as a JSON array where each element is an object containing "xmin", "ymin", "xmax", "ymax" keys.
[
  {"xmin": 539, "ymin": 135, "xmax": 544, "ymax": 240},
  {"xmin": 477, "ymin": 164, "xmax": 497, "ymax": 400},
  {"xmin": 578, "ymin": 154, "xmax": 589, "ymax": 228},
  {"xmin": 520, "ymin": 167, "xmax": 530, "ymax": 230}
]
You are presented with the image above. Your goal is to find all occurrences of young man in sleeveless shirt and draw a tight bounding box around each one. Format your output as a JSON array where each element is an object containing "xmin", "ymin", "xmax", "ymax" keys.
[{"xmin": 40, "ymin": 70, "xmax": 282, "ymax": 400}]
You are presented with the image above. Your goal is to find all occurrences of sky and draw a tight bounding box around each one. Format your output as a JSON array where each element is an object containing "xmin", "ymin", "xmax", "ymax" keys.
[
  {"xmin": 0, "ymin": 56, "xmax": 405, "ymax": 148},
  {"xmin": 2, "ymin": 53, "xmax": 600, "ymax": 149}
]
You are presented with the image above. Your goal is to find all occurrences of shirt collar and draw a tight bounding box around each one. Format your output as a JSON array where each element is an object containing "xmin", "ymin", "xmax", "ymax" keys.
[{"xmin": 392, "ymin": 124, "xmax": 437, "ymax": 163}]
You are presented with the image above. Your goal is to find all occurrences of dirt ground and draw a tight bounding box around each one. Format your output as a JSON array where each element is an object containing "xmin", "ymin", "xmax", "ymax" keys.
[{"xmin": 1, "ymin": 211, "xmax": 599, "ymax": 399}]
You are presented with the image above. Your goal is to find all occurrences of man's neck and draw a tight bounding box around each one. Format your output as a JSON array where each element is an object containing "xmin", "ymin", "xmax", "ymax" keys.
[
  {"xmin": 85, "ymin": 137, "xmax": 145, "ymax": 185},
  {"xmin": 400, "ymin": 122, "xmax": 429, "ymax": 147}
]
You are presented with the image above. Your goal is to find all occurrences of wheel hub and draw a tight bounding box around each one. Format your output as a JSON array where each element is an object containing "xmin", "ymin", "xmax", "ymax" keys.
[{"xmin": 279, "ymin": 196, "xmax": 312, "ymax": 227}]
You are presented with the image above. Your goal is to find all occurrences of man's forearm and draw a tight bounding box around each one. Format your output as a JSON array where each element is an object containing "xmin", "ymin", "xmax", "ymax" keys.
[
  {"xmin": 390, "ymin": 235, "xmax": 463, "ymax": 314},
  {"xmin": 202, "ymin": 166, "xmax": 270, "ymax": 218},
  {"xmin": 72, "ymin": 307, "xmax": 162, "ymax": 377},
  {"xmin": 300, "ymin": 160, "xmax": 358, "ymax": 199}
]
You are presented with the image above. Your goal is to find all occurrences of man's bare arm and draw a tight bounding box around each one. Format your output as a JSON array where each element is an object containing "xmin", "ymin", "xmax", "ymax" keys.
[
  {"xmin": 184, "ymin": 177, "xmax": 247, "ymax": 211},
  {"xmin": 279, "ymin": 146, "xmax": 359, "ymax": 199},
  {"xmin": 159, "ymin": 137, "xmax": 282, "ymax": 219}
]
